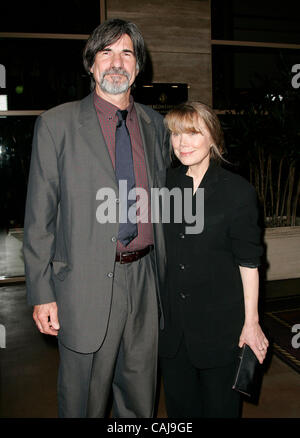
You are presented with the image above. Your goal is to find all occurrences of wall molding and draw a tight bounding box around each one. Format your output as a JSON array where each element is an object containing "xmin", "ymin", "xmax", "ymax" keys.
[{"xmin": 211, "ymin": 39, "xmax": 300, "ymax": 50}]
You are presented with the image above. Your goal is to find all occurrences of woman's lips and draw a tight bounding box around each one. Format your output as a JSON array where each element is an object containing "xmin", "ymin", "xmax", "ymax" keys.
[{"xmin": 180, "ymin": 150, "xmax": 194, "ymax": 156}]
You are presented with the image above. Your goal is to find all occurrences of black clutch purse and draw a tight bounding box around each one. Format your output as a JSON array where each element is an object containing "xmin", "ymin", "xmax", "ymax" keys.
[{"xmin": 232, "ymin": 344, "xmax": 260, "ymax": 397}]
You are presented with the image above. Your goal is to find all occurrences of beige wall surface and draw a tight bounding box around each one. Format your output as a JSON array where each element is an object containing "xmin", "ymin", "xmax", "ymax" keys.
[{"xmin": 107, "ymin": 0, "xmax": 212, "ymax": 104}]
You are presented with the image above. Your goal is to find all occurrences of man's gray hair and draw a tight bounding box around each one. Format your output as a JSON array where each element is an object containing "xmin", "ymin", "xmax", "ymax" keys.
[{"xmin": 83, "ymin": 18, "xmax": 146, "ymax": 90}]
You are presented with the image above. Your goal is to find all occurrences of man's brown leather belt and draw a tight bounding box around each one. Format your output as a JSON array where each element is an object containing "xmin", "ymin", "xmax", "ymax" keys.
[{"xmin": 115, "ymin": 245, "xmax": 154, "ymax": 264}]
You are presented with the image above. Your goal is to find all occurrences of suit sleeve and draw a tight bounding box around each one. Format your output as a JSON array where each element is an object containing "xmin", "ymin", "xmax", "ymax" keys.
[
  {"xmin": 229, "ymin": 184, "xmax": 263, "ymax": 267},
  {"xmin": 23, "ymin": 115, "xmax": 60, "ymax": 305},
  {"xmin": 162, "ymin": 126, "xmax": 171, "ymax": 169}
]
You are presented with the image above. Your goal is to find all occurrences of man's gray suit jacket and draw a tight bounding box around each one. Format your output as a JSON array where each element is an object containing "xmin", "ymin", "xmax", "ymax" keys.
[{"xmin": 23, "ymin": 92, "xmax": 168, "ymax": 354}]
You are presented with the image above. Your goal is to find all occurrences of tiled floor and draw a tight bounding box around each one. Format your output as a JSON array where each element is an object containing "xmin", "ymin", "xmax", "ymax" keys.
[
  {"xmin": 0, "ymin": 282, "xmax": 300, "ymax": 418},
  {"xmin": 157, "ymin": 354, "xmax": 300, "ymax": 418},
  {"xmin": 242, "ymin": 355, "xmax": 300, "ymax": 418}
]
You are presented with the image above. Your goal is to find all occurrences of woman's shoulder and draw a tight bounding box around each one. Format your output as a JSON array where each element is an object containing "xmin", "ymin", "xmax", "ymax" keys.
[
  {"xmin": 218, "ymin": 165, "xmax": 254, "ymax": 188},
  {"xmin": 217, "ymin": 165, "xmax": 257, "ymax": 199}
]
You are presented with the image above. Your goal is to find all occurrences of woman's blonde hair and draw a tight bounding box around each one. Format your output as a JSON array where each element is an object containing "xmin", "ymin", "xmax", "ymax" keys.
[{"xmin": 164, "ymin": 101, "xmax": 226, "ymax": 163}]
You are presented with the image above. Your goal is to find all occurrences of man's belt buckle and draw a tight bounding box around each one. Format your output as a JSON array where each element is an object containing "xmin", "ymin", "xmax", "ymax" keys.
[{"xmin": 119, "ymin": 251, "xmax": 136, "ymax": 264}]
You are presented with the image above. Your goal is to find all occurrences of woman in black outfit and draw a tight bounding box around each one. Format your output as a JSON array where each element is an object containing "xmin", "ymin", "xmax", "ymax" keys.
[{"xmin": 159, "ymin": 102, "xmax": 269, "ymax": 418}]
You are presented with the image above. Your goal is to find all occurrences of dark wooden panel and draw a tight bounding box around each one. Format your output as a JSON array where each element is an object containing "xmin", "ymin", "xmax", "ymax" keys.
[
  {"xmin": 106, "ymin": 0, "xmax": 212, "ymax": 104},
  {"xmin": 107, "ymin": 0, "xmax": 211, "ymax": 54},
  {"xmin": 150, "ymin": 52, "xmax": 212, "ymax": 104}
]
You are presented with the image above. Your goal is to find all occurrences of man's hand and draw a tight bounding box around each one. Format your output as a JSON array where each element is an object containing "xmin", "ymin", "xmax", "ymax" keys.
[{"xmin": 33, "ymin": 302, "xmax": 60, "ymax": 336}]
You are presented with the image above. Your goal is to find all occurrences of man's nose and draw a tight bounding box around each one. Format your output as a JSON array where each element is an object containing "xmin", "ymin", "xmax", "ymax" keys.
[{"xmin": 110, "ymin": 53, "xmax": 123, "ymax": 68}]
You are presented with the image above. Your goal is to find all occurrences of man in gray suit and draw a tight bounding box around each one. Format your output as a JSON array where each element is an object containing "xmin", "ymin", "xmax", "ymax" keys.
[{"xmin": 23, "ymin": 18, "xmax": 168, "ymax": 418}]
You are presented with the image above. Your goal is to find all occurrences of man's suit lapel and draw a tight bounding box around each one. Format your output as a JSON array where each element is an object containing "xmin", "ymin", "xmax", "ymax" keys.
[
  {"xmin": 78, "ymin": 93, "xmax": 118, "ymax": 191},
  {"xmin": 135, "ymin": 103, "xmax": 155, "ymax": 189},
  {"xmin": 78, "ymin": 95, "xmax": 157, "ymax": 193}
]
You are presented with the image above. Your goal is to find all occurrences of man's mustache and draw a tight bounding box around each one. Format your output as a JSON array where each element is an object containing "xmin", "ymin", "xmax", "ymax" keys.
[{"xmin": 102, "ymin": 68, "xmax": 130, "ymax": 80}]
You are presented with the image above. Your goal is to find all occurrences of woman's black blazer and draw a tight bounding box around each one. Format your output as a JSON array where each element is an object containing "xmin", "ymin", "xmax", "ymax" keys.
[{"xmin": 159, "ymin": 161, "xmax": 263, "ymax": 368}]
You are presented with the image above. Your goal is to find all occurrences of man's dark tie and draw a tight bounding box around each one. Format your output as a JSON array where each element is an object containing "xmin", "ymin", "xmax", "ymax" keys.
[{"xmin": 115, "ymin": 109, "xmax": 138, "ymax": 246}]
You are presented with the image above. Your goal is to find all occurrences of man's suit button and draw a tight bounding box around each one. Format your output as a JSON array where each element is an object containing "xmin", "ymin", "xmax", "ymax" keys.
[
  {"xmin": 179, "ymin": 264, "xmax": 185, "ymax": 270},
  {"xmin": 107, "ymin": 272, "xmax": 114, "ymax": 278},
  {"xmin": 179, "ymin": 232, "xmax": 185, "ymax": 239},
  {"xmin": 180, "ymin": 292, "xmax": 188, "ymax": 299},
  {"xmin": 111, "ymin": 236, "xmax": 117, "ymax": 243}
]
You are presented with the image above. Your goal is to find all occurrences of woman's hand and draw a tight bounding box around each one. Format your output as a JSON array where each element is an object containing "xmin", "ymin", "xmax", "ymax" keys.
[
  {"xmin": 238, "ymin": 266, "xmax": 269, "ymax": 363},
  {"xmin": 239, "ymin": 322, "xmax": 269, "ymax": 364}
]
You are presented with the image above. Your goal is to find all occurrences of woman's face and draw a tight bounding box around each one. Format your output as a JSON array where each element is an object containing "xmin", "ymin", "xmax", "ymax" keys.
[{"xmin": 171, "ymin": 120, "xmax": 213, "ymax": 169}]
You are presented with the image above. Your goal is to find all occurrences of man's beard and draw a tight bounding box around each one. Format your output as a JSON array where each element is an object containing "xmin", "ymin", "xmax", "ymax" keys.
[{"xmin": 99, "ymin": 68, "xmax": 131, "ymax": 95}]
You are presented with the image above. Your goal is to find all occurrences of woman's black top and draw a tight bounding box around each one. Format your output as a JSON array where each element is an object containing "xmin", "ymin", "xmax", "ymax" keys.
[{"xmin": 159, "ymin": 161, "xmax": 263, "ymax": 368}]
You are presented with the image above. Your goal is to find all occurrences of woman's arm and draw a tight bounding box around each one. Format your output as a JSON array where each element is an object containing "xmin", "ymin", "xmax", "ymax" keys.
[{"xmin": 238, "ymin": 266, "xmax": 269, "ymax": 363}]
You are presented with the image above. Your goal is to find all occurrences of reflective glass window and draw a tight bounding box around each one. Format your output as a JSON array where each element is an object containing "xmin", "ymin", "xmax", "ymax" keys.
[
  {"xmin": 0, "ymin": 38, "xmax": 91, "ymax": 110},
  {"xmin": 211, "ymin": 0, "xmax": 300, "ymax": 44},
  {"xmin": 1, "ymin": 1, "xmax": 100, "ymax": 34}
]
